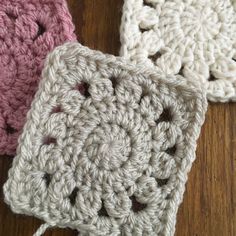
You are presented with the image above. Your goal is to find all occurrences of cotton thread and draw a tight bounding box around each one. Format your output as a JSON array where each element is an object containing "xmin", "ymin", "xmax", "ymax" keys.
[
  {"xmin": 0, "ymin": 0, "xmax": 76, "ymax": 155},
  {"xmin": 120, "ymin": 0, "xmax": 236, "ymax": 102},
  {"xmin": 4, "ymin": 43, "xmax": 207, "ymax": 236}
]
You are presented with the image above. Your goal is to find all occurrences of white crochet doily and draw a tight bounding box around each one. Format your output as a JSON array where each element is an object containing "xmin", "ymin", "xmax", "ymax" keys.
[
  {"xmin": 4, "ymin": 43, "xmax": 207, "ymax": 236},
  {"xmin": 120, "ymin": 0, "xmax": 236, "ymax": 102}
]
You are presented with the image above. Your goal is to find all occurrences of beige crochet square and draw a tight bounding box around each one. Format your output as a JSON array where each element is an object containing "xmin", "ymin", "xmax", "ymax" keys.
[
  {"xmin": 4, "ymin": 43, "xmax": 207, "ymax": 236},
  {"xmin": 120, "ymin": 0, "xmax": 236, "ymax": 102}
]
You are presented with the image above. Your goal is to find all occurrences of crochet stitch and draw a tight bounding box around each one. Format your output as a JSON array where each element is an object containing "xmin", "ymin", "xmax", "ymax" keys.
[
  {"xmin": 0, "ymin": 0, "xmax": 76, "ymax": 155},
  {"xmin": 120, "ymin": 0, "xmax": 236, "ymax": 102},
  {"xmin": 4, "ymin": 43, "xmax": 207, "ymax": 236}
]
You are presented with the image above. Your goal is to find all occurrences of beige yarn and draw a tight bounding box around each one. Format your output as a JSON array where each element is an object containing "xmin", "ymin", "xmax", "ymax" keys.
[
  {"xmin": 120, "ymin": 0, "xmax": 236, "ymax": 102},
  {"xmin": 4, "ymin": 43, "xmax": 207, "ymax": 236}
]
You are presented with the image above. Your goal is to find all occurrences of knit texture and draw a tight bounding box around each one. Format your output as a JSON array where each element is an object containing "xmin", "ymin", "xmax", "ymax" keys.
[
  {"xmin": 0, "ymin": 0, "xmax": 76, "ymax": 155},
  {"xmin": 4, "ymin": 43, "xmax": 207, "ymax": 236},
  {"xmin": 120, "ymin": 0, "xmax": 236, "ymax": 102}
]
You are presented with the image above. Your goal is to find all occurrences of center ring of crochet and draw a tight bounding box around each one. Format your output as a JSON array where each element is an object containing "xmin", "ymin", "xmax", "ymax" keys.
[
  {"xmin": 179, "ymin": 4, "xmax": 220, "ymax": 41},
  {"xmin": 156, "ymin": 0, "xmax": 232, "ymax": 56},
  {"xmin": 77, "ymin": 110, "xmax": 152, "ymax": 183}
]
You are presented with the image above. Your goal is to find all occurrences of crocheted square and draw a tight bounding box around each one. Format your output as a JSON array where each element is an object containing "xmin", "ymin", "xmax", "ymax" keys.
[
  {"xmin": 120, "ymin": 0, "xmax": 236, "ymax": 102},
  {"xmin": 4, "ymin": 43, "xmax": 207, "ymax": 236},
  {"xmin": 0, "ymin": 0, "xmax": 76, "ymax": 155}
]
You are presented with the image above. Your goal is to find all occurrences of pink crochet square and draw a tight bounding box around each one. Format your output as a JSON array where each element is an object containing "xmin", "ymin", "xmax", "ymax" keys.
[{"xmin": 0, "ymin": 0, "xmax": 76, "ymax": 155}]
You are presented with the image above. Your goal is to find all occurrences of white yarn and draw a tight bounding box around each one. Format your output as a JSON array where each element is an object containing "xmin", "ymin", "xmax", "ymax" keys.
[
  {"xmin": 33, "ymin": 223, "xmax": 51, "ymax": 236},
  {"xmin": 120, "ymin": 0, "xmax": 236, "ymax": 102},
  {"xmin": 4, "ymin": 43, "xmax": 207, "ymax": 236}
]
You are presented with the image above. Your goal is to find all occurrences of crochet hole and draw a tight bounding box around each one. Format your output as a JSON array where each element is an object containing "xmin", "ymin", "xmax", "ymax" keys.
[
  {"xmin": 51, "ymin": 106, "xmax": 62, "ymax": 114},
  {"xmin": 143, "ymin": 0, "xmax": 154, "ymax": 8},
  {"xmin": 110, "ymin": 76, "xmax": 119, "ymax": 90},
  {"xmin": 165, "ymin": 145, "xmax": 177, "ymax": 156},
  {"xmin": 139, "ymin": 88, "xmax": 149, "ymax": 104},
  {"xmin": 208, "ymin": 74, "xmax": 218, "ymax": 81},
  {"xmin": 43, "ymin": 136, "xmax": 57, "ymax": 145},
  {"xmin": 6, "ymin": 12, "xmax": 17, "ymax": 20},
  {"xmin": 69, "ymin": 187, "xmax": 79, "ymax": 205},
  {"xmin": 148, "ymin": 52, "xmax": 162, "ymax": 62},
  {"xmin": 76, "ymin": 82, "xmax": 90, "ymax": 97},
  {"xmin": 34, "ymin": 21, "xmax": 46, "ymax": 40},
  {"xmin": 6, "ymin": 124, "xmax": 17, "ymax": 134},
  {"xmin": 43, "ymin": 173, "xmax": 51, "ymax": 187},
  {"xmin": 156, "ymin": 108, "xmax": 172, "ymax": 123},
  {"xmin": 139, "ymin": 26, "xmax": 149, "ymax": 33},
  {"xmin": 178, "ymin": 66, "xmax": 184, "ymax": 76},
  {"xmin": 98, "ymin": 201, "xmax": 109, "ymax": 217},
  {"xmin": 131, "ymin": 196, "xmax": 147, "ymax": 212},
  {"xmin": 156, "ymin": 178, "xmax": 169, "ymax": 187}
]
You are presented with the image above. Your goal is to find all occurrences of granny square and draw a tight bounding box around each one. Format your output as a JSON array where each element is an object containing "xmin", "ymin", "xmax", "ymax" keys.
[
  {"xmin": 0, "ymin": 0, "xmax": 76, "ymax": 155},
  {"xmin": 120, "ymin": 0, "xmax": 236, "ymax": 102},
  {"xmin": 4, "ymin": 43, "xmax": 207, "ymax": 236}
]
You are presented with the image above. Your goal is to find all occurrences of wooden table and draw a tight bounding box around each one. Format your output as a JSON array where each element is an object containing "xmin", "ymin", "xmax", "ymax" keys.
[{"xmin": 0, "ymin": 1, "xmax": 235, "ymax": 235}]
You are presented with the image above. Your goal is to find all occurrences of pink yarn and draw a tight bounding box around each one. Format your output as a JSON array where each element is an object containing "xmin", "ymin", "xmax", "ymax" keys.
[{"xmin": 0, "ymin": 0, "xmax": 77, "ymax": 155}]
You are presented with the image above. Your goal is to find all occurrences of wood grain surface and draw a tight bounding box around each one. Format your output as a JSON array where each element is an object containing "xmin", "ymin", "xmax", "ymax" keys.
[{"xmin": 0, "ymin": 1, "xmax": 235, "ymax": 235}]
